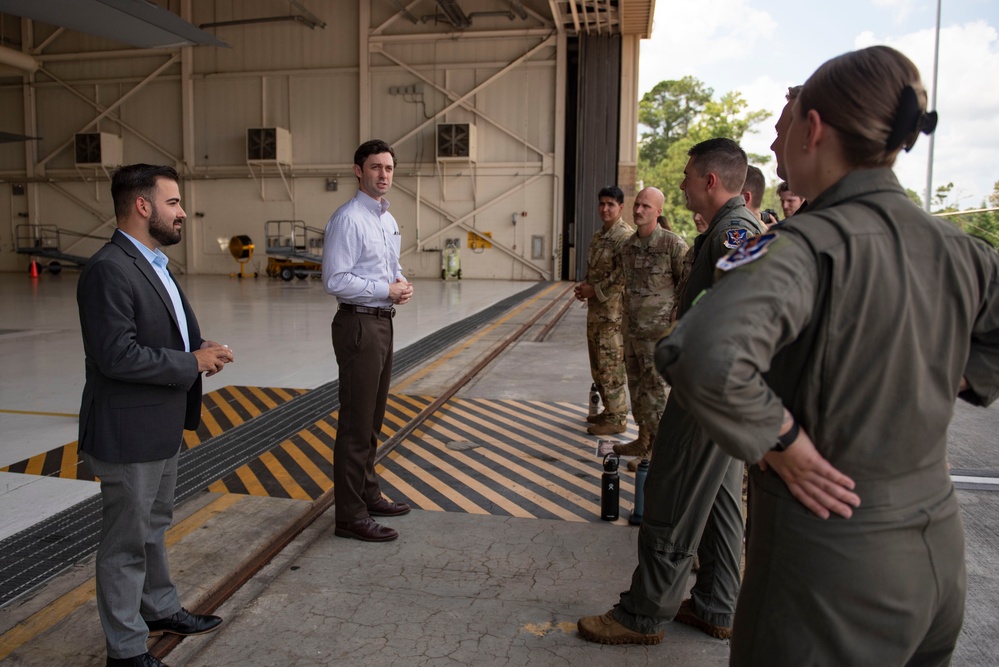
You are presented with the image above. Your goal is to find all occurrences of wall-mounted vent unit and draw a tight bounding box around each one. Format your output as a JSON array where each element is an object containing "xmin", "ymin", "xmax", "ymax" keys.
[
  {"xmin": 247, "ymin": 127, "xmax": 292, "ymax": 164},
  {"xmin": 436, "ymin": 123, "xmax": 477, "ymax": 162},
  {"xmin": 74, "ymin": 132, "xmax": 123, "ymax": 167}
]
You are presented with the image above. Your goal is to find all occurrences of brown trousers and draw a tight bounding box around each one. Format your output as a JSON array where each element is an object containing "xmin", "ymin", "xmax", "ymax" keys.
[{"xmin": 331, "ymin": 309, "xmax": 393, "ymax": 522}]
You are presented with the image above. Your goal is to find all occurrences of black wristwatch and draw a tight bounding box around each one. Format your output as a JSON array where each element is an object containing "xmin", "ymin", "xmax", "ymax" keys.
[{"xmin": 772, "ymin": 419, "xmax": 800, "ymax": 452}]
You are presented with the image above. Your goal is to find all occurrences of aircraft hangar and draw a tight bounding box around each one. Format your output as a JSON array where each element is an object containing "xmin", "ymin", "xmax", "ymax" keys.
[{"xmin": 0, "ymin": 0, "xmax": 655, "ymax": 281}]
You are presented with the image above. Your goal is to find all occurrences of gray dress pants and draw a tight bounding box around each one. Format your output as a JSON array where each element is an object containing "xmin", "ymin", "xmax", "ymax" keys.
[{"xmin": 85, "ymin": 451, "xmax": 182, "ymax": 659}]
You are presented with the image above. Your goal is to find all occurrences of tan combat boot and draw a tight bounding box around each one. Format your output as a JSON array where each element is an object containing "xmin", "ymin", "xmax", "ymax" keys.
[
  {"xmin": 586, "ymin": 410, "xmax": 610, "ymax": 424},
  {"xmin": 586, "ymin": 416, "xmax": 627, "ymax": 436},
  {"xmin": 612, "ymin": 426, "xmax": 650, "ymax": 457}
]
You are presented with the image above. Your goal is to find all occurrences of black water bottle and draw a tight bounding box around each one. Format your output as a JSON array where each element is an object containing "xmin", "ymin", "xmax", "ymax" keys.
[
  {"xmin": 629, "ymin": 458, "xmax": 650, "ymax": 525},
  {"xmin": 601, "ymin": 453, "xmax": 620, "ymax": 521}
]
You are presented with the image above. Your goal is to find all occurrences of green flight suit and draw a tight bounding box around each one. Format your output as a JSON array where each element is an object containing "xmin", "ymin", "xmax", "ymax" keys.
[
  {"xmin": 657, "ymin": 168, "xmax": 999, "ymax": 666},
  {"xmin": 613, "ymin": 196, "xmax": 766, "ymax": 632}
]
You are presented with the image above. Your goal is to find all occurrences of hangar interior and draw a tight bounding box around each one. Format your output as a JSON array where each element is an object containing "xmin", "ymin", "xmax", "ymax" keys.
[{"xmin": 0, "ymin": 0, "xmax": 654, "ymax": 281}]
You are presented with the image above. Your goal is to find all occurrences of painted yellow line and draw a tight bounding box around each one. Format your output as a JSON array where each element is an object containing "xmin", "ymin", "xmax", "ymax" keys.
[
  {"xmin": 426, "ymin": 423, "xmax": 583, "ymax": 521},
  {"xmin": 382, "ymin": 410, "xmax": 415, "ymax": 434},
  {"xmin": 392, "ymin": 282, "xmax": 566, "ymax": 393},
  {"xmin": 492, "ymin": 396, "xmax": 637, "ymax": 440},
  {"xmin": 206, "ymin": 391, "xmax": 245, "ymax": 431},
  {"xmin": 389, "ymin": 445, "xmax": 489, "ymax": 515},
  {"xmin": 23, "ymin": 453, "xmax": 44, "ymax": 477},
  {"xmin": 0, "ymin": 409, "xmax": 77, "ymax": 418},
  {"xmin": 198, "ymin": 405, "xmax": 224, "ymax": 439},
  {"xmin": 228, "ymin": 387, "xmax": 263, "ymax": 420},
  {"xmin": 207, "ymin": 479, "xmax": 228, "ymax": 494},
  {"xmin": 258, "ymin": 450, "xmax": 312, "ymax": 501},
  {"xmin": 0, "ymin": 579, "xmax": 97, "ymax": 660},
  {"xmin": 377, "ymin": 462, "xmax": 444, "ymax": 512},
  {"xmin": 413, "ymin": 432, "xmax": 537, "ymax": 518},
  {"xmin": 298, "ymin": 430, "xmax": 333, "ymax": 464},
  {"xmin": 58, "ymin": 442, "xmax": 80, "ymax": 479},
  {"xmin": 314, "ymin": 419, "xmax": 337, "ymax": 442},
  {"xmin": 235, "ymin": 465, "xmax": 269, "ymax": 497},
  {"xmin": 270, "ymin": 387, "xmax": 304, "ymax": 402},
  {"xmin": 0, "ymin": 494, "xmax": 242, "ymax": 660},
  {"xmin": 247, "ymin": 386, "xmax": 278, "ymax": 411},
  {"xmin": 281, "ymin": 441, "xmax": 332, "ymax": 491},
  {"xmin": 444, "ymin": 402, "xmax": 615, "ymax": 492}
]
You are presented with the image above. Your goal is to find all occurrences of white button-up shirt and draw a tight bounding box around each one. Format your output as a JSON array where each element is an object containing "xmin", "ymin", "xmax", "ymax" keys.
[
  {"xmin": 322, "ymin": 190, "xmax": 404, "ymax": 307},
  {"xmin": 119, "ymin": 229, "xmax": 191, "ymax": 352}
]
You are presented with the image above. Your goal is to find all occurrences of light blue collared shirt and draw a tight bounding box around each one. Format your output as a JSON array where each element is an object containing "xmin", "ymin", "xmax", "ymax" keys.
[
  {"xmin": 321, "ymin": 190, "xmax": 404, "ymax": 307},
  {"xmin": 119, "ymin": 230, "xmax": 191, "ymax": 352}
]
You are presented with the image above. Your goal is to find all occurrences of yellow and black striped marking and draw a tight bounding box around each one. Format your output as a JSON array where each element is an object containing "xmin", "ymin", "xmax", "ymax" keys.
[
  {"xmin": 209, "ymin": 394, "xmax": 638, "ymax": 523},
  {"xmin": 0, "ymin": 386, "xmax": 306, "ymax": 481}
]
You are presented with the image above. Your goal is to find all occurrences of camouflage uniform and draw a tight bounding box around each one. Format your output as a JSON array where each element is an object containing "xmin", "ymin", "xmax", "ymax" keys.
[
  {"xmin": 621, "ymin": 227, "xmax": 688, "ymax": 438},
  {"xmin": 583, "ymin": 217, "xmax": 632, "ymax": 421}
]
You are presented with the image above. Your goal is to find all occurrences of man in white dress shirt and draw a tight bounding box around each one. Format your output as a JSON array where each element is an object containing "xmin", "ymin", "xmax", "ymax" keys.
[{"xmin": 322, "ymin": 140, "xmax": 414, "ymax": 542}]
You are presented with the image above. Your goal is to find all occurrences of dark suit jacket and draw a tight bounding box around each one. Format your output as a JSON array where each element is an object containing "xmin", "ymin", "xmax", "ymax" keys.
[{"xmin": 77, "ymin": 230, "xmax": 204, "ymax": 463}]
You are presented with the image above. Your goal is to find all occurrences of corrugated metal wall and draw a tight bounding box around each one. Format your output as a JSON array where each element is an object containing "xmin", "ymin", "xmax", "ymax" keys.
[
  {"xmin": 0, "ymin": 0, "xmax": 633, "ymax": 281},
  {"xmin": 572, "ymin": 33, "xmax": 622, "ymax": 282}
]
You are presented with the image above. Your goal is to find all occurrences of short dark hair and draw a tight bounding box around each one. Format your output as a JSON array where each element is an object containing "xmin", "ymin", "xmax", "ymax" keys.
[
  {"xmin": 354, "ymin": 139, "xmax": 396, "ymax": 169},
  {"xmin": 742, "ymin": 165, "xmax": 765, "ymax": 208},
  {"xmin": 598, "ymin": 185, "xmax": 624, "ymax": 204},
  {"xmin": 687, "ymin": 138, "xmax": 748, "ymax": 193},
  {"xmin": 111, "ymin": 164, "xmax": 179, "ymax": 221},
  {"xmin": 777, "ymin": 180, "xmax": 792, "ymax": 195}
]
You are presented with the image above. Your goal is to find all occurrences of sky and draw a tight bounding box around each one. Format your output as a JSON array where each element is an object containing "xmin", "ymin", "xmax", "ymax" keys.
[{"xmin": 638, "ymin": 0, "xmax": 999, "ymax": 208}]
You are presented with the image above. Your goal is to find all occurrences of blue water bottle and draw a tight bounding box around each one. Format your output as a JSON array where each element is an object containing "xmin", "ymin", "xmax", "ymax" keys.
[{"xmin": 629, "ymin": 458, "xmax": 650, "ymax": 525}]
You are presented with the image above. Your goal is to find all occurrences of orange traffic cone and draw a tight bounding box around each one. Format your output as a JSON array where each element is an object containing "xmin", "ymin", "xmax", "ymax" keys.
[{"xmin": 29, "ymin": 261, "xmax": 39, "ymax": 278}]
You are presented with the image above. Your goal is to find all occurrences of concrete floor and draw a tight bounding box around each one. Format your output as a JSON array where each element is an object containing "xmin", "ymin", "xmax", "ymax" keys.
[
  {"xmin": 1, "ymin": 271, "xmax": 997, "ymax": 665},
  {"xmin": 0, "ymin": 272, "xmax": 530, "ymax": 541}
]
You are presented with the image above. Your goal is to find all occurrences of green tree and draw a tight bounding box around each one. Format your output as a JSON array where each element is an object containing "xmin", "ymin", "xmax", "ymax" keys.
[
  {"xmin": 933, "ymin": 182, "xmax": 956, "ymax": 213},
  {"xmin": 637, "ymin": 77, "xmax": 771, "ymax": 239},
  {"xmin": 905, "ymin": 188, "xmax": 923, "ymax": 208},
  {"xmin": 941, "ymin": 180, "xmax": 999, "ymax": 250},
  {"xmin": 638, "ymin": 77, "xmax": 712, "ymax": 166},
  {"xmin": 690, "ymin": 92, "xmax": 771, "ymax": 147}
]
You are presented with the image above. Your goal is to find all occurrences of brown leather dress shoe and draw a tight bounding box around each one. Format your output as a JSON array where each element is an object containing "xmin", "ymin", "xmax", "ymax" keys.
[
  {"xmin": 334, "ymin": 517, "xmax": 399, "ymax": 542},
  {"xmin": 368, "ymin": 497, "xmax": 411, "ymax": 517},
  {"xmin": 146, "ymin": 607, "xmax": 222, "ymax": 637}
]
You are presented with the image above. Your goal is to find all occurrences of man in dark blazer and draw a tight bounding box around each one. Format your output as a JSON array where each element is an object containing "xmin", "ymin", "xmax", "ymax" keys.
[{"xmin": 78, "ymin": 164, "xmax": 234, "ymax": 667}]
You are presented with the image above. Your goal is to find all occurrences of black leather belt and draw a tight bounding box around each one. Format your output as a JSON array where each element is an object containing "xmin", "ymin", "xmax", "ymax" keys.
[{"xmin": 339, "ymin": 303, "xmax": 396, "ymax": 318}]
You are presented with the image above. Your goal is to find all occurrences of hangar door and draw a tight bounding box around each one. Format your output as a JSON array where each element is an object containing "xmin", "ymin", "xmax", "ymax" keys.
[{"xmin": 562, "ymin": 33, "xmax": 622, "ymax": 281}]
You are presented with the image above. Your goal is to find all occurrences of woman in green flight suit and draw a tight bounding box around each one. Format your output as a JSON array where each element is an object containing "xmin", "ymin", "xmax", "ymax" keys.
[{"xmin": 655, "ymin": 45, "xmax": 999, "ymax": 666}]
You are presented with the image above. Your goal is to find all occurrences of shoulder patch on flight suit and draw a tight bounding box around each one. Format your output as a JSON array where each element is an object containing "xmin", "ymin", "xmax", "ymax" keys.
[
  {"xmin": 723, "ymin": 228, "xmax": 749, "ymax": 249},
  {"xmin": 716, "ymin": 232, "xmax": 777, "ymax": 272}
]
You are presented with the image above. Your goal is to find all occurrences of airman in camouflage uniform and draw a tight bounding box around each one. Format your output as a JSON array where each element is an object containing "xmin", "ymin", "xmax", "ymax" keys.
[
  {"xmin": 614, "ymin": 188, "xmax": 688, "ymax": 461},
  {"xmin": 574, "ymin": 186, "xmax": 632, "ymax": 434}
]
